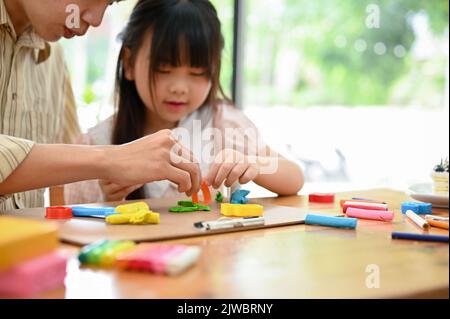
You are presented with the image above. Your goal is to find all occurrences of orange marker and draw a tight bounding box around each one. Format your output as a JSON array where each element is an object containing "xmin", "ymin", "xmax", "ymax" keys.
[
  {"xmin": 192, "ymin": 180, "xmax": 211, "ymax": 206},
  {"xmin": 427, "ymin": 219, "xmax": 449, "ymax": 230}
]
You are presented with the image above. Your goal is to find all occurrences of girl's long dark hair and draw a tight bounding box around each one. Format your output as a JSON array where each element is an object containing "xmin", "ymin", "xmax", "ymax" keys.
[{"xmin": 113, "ymin": 0, "xmax": 229, "ymax": 199}]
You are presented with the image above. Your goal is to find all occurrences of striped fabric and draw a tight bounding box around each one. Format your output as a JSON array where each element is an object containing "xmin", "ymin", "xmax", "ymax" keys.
[{"xmin": 0, "ymin": 0, "xmax": 80, "ymax": 212}]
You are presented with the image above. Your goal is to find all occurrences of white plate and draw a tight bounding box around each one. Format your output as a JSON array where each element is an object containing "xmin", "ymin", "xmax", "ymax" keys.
[{"xmin": 407, "ymin": 182, "xmax": 449, "ymax": 208}]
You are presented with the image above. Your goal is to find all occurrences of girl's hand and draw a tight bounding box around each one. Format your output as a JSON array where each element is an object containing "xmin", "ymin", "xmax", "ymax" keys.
[
  {"xmin": 205, "ymin": 149, "xmax": 260, "ymax": 189},
  {"xmin": 99, "ymin": 180, "xmax": 144, "ymax": 202}
]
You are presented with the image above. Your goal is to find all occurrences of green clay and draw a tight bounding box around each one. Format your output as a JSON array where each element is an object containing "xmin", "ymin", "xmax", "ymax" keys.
[
  {"xmin": 195, "ymin": 205, "xmax": 211, "ymax": 211},
  {"xmin": 215, "ymin": 191, "xmax": 223, "ymax": 203},
  {"xmin": 177, "ymin": 200, "xmax": 195, "ymax": 207},
  {"xmin": 169, "ymin": 203, "xmax": 211, "ymax": 213}
]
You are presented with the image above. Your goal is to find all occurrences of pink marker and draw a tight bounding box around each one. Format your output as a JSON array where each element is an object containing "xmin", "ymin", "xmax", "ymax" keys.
[
  {"xmin": 0, "ymin": 251, "xmax": 67, "ymax": 296},
  {"xmin": 346, "ymin": 207, "xmax": 394, "ymax": 222},
  {"xmin": 343, "ymin": 201, "xmax": 388, "ymax": 213}
]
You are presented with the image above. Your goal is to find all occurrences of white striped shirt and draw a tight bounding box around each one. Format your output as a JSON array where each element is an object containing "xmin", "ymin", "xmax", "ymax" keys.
[{"xmin": 0, "ymin": 0, "xmax": 80, "ymax": 212}]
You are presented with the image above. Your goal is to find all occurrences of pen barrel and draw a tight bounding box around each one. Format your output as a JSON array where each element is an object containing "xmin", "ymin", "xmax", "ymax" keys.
[
  {"xmin": 208, "ymin": 223, "xmax": 235, "ymax": 230},
  {"xmin": 405, "ymin": 210, "xmax": 429, "ymax": 229},
  {"xmin": 392, "ymin": 232, "xmax": 449, "ymax": 243},
  {"xmin": 207, "ymin": 218, "xmax": 264, "ymax": 230},
  {"xmin": 425, "ymin": 215, "xmax": 449, "ymax": 222}
]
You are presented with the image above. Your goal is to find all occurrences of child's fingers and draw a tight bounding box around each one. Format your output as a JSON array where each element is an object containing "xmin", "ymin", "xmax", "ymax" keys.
[
  {"xmin": 239, "ymin": 165, "xmax": 259, "ymax": 184},
  {"xmin": 206, "ymin": 150, "xmax": 238, "ymax": 186},
  {"xmin": 213, "ymin": 157, "xmax": 238, "ymax": 189},
  {"xmin": 205, "ymin": 160, "xmax": 221, "ymax": 186},
  {"xmin": 224, "ymin": 163, "xmax": 249, "ymax": 187}
]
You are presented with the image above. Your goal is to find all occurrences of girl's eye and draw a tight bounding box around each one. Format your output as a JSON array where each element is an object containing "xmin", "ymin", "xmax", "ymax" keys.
[
  {"xmin": 157, "ymin": 69, "xmax": 171, "ymax": 74},
  {"xmin": 190, "ymin": 71, "xmax": 207, "ymax": 77}
]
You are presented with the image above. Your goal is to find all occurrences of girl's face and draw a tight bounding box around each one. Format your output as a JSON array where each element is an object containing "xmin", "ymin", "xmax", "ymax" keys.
[{"xmin": 124, "ymin": 32, "xmax": 212, "ymax": 127}]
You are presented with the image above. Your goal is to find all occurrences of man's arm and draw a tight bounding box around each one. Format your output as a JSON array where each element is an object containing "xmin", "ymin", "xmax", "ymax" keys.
[
  {"xmin": 0, "ymin": 143, "xmax": 106, "ymax": 195},
  {"xmin": 0, "ymin": 130, "xmax": 202, "ymax": 197}
]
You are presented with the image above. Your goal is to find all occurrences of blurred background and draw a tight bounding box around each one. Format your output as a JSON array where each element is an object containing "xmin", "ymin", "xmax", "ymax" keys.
[{"xmin": 60, "ymin": 0, "xmax": 449, "ymax": 196}]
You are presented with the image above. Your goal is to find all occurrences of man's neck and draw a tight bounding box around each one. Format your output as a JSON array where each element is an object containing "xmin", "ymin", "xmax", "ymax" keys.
[{"xmin": 4, "ymin": 0, "xmax": 30, "ymax": 37}]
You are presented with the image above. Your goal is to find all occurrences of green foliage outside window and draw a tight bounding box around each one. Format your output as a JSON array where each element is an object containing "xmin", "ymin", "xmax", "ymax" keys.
[{"xmin": 243, "ymin": 0, "xmax": 449, "ymax": 107}]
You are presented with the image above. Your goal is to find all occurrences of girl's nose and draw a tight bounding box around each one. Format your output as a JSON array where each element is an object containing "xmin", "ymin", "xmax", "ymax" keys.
[{"xmin": 169, "ymin": 82, "xmax": 189, "ymax": 95}]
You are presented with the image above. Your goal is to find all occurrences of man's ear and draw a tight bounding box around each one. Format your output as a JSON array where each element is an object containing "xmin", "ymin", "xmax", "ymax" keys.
[{"xmin": 122, "ymin": 48, "xmax": 134, "ymax": 81}]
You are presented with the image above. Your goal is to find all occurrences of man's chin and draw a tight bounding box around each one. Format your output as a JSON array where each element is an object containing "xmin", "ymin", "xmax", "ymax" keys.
[{"xmin": 35, "ymin": 30, "xmax": 62, "ymax": 42}]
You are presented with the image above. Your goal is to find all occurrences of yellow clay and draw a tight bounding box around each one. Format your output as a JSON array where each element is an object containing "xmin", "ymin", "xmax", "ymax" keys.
[
  {"xmin": 220, "ymin": 203, "xmax": 264, "ymax": 217},
  {"xmin": 106, "ymin": 211, "xmax": 160, "ymax": 225},
  {"xmin": 115, "ymin": 202, "xmax": 150, "ymax": 214}
]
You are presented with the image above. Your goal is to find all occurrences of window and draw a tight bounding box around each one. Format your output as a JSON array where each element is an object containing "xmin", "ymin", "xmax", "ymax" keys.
[
  {"xmin": 236, "ymin": 0, "xmax": 449, "ymax": 192},
  {"xmin": 239, "ymin": 0, "xmax": 448, "ymax": 109}
]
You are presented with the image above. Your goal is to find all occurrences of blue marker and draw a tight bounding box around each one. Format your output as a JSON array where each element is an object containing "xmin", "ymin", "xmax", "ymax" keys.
[
  {"xmin": 72, "ymin": 206, "xmax": 116, "ymax": 218},
  {"xmin": 305, "ymin": 214, "xmax": 357, "ymax": 229},
  {"xmin": 391, "ymin": 232, "xmax": 449, "ymax": 243}
]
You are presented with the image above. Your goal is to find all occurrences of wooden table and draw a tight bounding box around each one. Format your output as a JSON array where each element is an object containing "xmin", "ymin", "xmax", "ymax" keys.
[{"xmin": 5, "ymin": 189, "xmax": 450, "ymax": 298}]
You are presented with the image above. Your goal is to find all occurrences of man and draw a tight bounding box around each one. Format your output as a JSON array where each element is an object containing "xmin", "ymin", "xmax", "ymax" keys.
[{"xmin": 0, "ymin": 0, "xmax": 201, "ymax": 212}]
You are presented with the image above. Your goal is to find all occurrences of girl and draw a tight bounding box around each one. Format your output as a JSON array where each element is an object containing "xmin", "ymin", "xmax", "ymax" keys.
[{"xmin": 65, "ymin": 0, "xmax": 304, "ymax": 204}]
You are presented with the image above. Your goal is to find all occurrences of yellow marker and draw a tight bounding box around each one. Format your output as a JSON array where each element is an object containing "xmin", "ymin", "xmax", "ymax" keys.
[
  {"xmin": 100, "ymin": 241, "xmax": 136, "ymax": 267},
  {"xmin": 106, "ymin": 211, "xmax": 160, "ymax": 225},
  {"xmin": 220, "ymin": 203, "xmax": 264, "ymax": 217},
  {"xmin": 115, "ymin": 202, "xmax": 150, "ymax": 214},
  {"xmin": 0, "ymin": 217, "xmax": 59, "ymax": 271}
]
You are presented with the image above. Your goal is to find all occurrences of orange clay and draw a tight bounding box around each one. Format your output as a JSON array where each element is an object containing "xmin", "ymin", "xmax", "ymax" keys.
[{"xmin": 192, "ymin": 180, "xmax": 211, "ymax": 206}]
